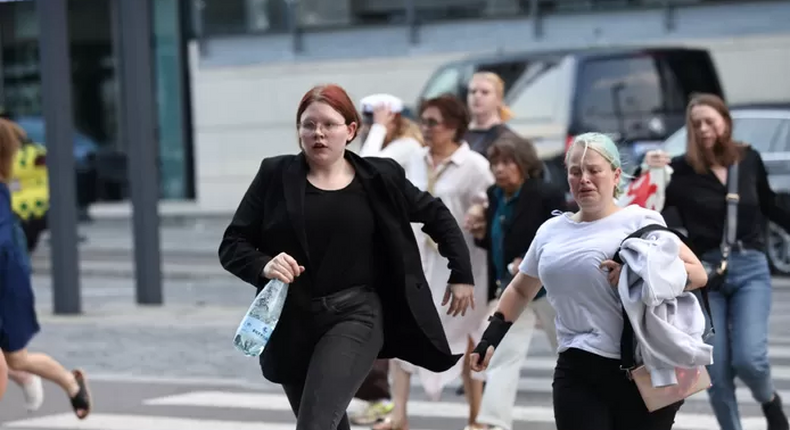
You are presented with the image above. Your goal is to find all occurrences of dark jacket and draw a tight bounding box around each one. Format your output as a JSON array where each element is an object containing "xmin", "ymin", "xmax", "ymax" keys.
[
  {"xmin": 474, "ymin": 180, "xmax": 566, "ymax": 301},
  {"xmin": 219, "ymin": 151, "xmax": 474, "ymax": 384},
  {"xmin": 0, "ymin": 183, "xmax": 40, "ymax": 352}
]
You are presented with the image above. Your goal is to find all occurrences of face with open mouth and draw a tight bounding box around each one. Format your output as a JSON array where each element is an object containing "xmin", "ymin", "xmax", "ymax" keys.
[
  {"xmin": 298, "ymin": 101, "xmax": 356, "ymax": 165},
  {"xmin": 566, "ymin": 143, "xmax": 621, "ymax": 210}
]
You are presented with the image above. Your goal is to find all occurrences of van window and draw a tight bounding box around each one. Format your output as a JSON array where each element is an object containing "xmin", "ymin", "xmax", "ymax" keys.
[
  {"xmin": 476, "ymin": 61, "xmax": 529, "ymax": 96},
  {"xmin": 774, "ymin": 120, "xmax": 790, "ymax": 151},
  {"xmin": 661, "ymin": 52, "xmax": 723, "ymax": 102},
  {"xmin": 421, "ymin": 66, "xmax": 463, "ymax": 100},
  {"xmin": 577, "ymin": 56, "xmax": 662, "ymax": 121},
  {"xmin": 507, "ymin": 61, "xmax": 563, "ymax": 121}
]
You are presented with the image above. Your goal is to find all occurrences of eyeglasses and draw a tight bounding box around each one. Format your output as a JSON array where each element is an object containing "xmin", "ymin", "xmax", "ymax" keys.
[
  {"xmin": 419, "ymin": 118, "xmax": 442, "ymax": 128},
  {"xmin": 298, "ymin": 121, "xmax": 347, "ymax": 133}
]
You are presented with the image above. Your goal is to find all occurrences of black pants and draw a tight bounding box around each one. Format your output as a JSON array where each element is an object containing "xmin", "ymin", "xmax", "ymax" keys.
[
  {"xmin": 355, "ymin": 359, "xmax": 390, "ymax": 401},
  {"xmin": 553, "ymin": 348, "xmax": 683, "ymax": 430},
  {"xmin": 282, "ymin": 286, "xmax": 384, "ymax": 430}
]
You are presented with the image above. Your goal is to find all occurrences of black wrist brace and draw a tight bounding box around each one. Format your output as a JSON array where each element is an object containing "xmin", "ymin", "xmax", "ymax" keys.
[{"xmin": 472, "ymin": 312, "xmax": 513, "ymax": 364}]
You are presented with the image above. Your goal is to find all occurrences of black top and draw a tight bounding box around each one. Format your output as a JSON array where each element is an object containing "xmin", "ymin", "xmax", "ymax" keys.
[
  {"xmin": 464, "ymin": 124, "xmax": 520, "ymax": 156},
  {"xmin": 664, "ymin": 146, "xmax": 790, "ymax": 256},
  {"xmin": 474, "ymin": 180, "xmax": 566, "ymax": 301},
  {"xmin": 304, "ymin": 176, "xmax": 376, "ymax": 296}
]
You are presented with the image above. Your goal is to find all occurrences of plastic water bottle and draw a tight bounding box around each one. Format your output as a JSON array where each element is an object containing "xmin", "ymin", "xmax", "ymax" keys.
[{"xmin": 233, "ymin": 279, "xmax": 289, "ymax": 357}]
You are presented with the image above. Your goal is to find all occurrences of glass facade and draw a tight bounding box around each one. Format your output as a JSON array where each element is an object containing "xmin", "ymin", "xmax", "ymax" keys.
[
  {"xmin": 0, "ymin": 0, "xmax": 194, "ymax": 203},
  {"xmin": 153, "ymin": 0, "xmax": 194, "ymax": 199},
  {"xmin": 193, "ymin": 0, "xmax": 762, "ymax": 34}
]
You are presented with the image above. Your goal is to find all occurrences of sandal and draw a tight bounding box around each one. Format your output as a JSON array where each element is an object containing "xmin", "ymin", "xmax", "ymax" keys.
[
  {"xmin": 69, "ymin": 369, "xmax": 91, "ymax": 419},
  {"xmin": 371, "ymin": 416, "xmax": 408, "ymax": 430}
]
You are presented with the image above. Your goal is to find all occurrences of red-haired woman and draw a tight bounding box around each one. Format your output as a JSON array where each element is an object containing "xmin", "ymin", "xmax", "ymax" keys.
[
  {"xmin": 644, "ymin": 93, "xmax": 790, "ymax": 430},
  {"xmin": 219, "ymin": 84, "xmax": 476, "ymax": 430}
]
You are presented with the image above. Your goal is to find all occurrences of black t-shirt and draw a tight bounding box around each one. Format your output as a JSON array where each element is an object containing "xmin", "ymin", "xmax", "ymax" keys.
[{"xmin": 303, "ymin": 176, "xmax": 377, "ymax": 296}]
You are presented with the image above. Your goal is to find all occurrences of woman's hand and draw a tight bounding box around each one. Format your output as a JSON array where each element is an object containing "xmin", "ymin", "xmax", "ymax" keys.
[
  {"xmin": 372, "ymin": 105, "xmax": 395, "ymax": 126},
  {"xmin": 470, "ymin": 345, "xmax": 495, "ymax": 372},
  {"xmin": 262, "ymin": 252, "xmax": 305, "ymax": 283},
  {"xmin": 464, "ymin": 204, "xmax": 487, "ymax": 240},
  {"xmin": 600, "ymin": 259, "xmax": 622, "ymax": 287},
  {"xmin": 443, "ymin": 284, "xmax": 475, "ymax": 317},
  {"xmin": 644, "ymin": 150, "xmax": 671, "ymax": 169}
]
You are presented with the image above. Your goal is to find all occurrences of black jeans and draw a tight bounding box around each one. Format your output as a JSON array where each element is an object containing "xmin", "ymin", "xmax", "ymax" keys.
[
  {"xmin": 282, "ymin": 285, "xmax": 384, "ymax": 430},
  {"xmin": 354, "ymin": 359, "xmax": 391, "ymax": 401},
  {"xmin": 553, "ymin": 348, "xmax": 683, "ymax": 430}
]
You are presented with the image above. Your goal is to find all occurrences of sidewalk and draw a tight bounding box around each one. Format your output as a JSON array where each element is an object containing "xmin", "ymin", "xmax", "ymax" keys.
[
  {"xmin": 29, "ymin": 273, "xmax": 268, "ymax": 382},
  {"xmin": 30, "ymin": 218, "xmax": 231, "ymax": 279}
]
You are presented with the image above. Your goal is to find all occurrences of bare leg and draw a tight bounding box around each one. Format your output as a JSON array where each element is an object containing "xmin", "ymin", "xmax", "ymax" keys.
[
  {"xmin": 373, "ymin": 361, "xmax": 411, "ymax": 430},
  {"xmin": 8, "ymin": 369, "xmax": 32, "ymax": 385},
  {"xmin": 463, "ymin": 336, "xmax": 484, "ymax": 427},
  {"xmin": 0, "ymin": 351, "xmax": 7, "ymax": 401},
  {"xmin": 8, "ymin": 368, "xmax": 45, "ymax": 411},
  {"xmin": 4, "ymin": 349, "xmax": 79, "ymax": 396}
]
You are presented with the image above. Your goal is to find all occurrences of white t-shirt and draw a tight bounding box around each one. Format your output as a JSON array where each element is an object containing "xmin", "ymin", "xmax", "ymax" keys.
[{"xmin": 518, "ymin": 204, "xmax": 666, "ymax": 359}]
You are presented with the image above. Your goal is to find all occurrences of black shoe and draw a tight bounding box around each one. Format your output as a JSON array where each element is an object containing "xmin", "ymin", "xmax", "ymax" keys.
[{"xmin": 763, "ymin": 392, "xmax": 790, "ymax": 430}]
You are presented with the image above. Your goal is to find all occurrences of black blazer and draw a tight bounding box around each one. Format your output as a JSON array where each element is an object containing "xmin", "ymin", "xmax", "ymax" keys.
[
  {"xmin": 219, "ymin": 150, "xmax": 474, "ymax": 384},
  {"xmin": 474, "ymin": 180, "xmax": 566, "ymax": 301}
]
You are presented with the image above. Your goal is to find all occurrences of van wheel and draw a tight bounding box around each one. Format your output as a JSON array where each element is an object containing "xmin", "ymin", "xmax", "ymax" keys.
[{"xmin": 766, "ymin": 221, "xmax": 790, "ymax": 277}]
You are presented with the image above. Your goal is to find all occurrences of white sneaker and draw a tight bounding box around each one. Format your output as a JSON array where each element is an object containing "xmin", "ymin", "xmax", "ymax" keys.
[{"xmin": 20, "ymin": 375, "xmax": 44, "ymax": 411}]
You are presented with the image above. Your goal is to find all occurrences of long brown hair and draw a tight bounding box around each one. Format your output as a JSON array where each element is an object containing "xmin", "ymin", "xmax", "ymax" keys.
[
  {"xmin": 684, "ymin": 93, "xmax": 744, "ymax": 173},
  {"xmin": 0, "ymin": 118, "xmax": 23, "ymax": 182}
]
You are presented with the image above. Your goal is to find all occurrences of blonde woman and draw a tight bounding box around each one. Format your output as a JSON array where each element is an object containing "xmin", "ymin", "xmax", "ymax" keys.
[
  {"xmin": 359, "ymin": 93, "xmax": 424, "ymax": 169},
  {"xmin": 472, "ymin": 133, "xmax": 709, "ymax": 430},
  {"xmin": 0, "ymin": 118, "xmax": 92, "ymax": 418},
  {"xmin": 465, "ymin": 72, "xmax": 520, "ymax": 157}
]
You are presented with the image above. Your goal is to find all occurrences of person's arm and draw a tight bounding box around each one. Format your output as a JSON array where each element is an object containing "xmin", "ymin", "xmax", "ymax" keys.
[
  {"xmin": 471, "ymin": 199, "xmax": 492, "ymax": 250},
  {"xmin": 679, "ymin": 241, "xmax": 708, "ymax": 291},
  {"xmin": 470, "ymin": 225, "xmax": 547, "ymax": 370},
  {"xmin": 496, "ymin": 271, "xmax": 545, "ymax": 322},
  {"xmin": 218, "ymin": 159, "xmax": 274, "ymax": 288},
  {"xmin": 755, "ymin": 149, "xmax": 790, "ymax": 233},
  {"xmin": 359, "ymin": 124, "xmax": 388, "ymax": 157}
]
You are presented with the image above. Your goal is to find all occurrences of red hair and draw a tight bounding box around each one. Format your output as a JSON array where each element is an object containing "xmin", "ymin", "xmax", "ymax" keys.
[{"xmin": 296, "ymin": 84, "xmax": 362, "ymax": 145}]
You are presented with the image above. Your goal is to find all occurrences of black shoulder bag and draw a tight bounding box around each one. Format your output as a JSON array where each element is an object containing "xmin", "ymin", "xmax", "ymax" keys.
[{"xmin": 702, "ymin": 162, "xmax": 740, "ymax": 292}]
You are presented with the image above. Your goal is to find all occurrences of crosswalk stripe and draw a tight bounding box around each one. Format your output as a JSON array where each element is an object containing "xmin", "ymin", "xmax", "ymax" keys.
[
  {"xmin": 0, "ymin": 413, "xmax": 433, "ymax": 430},
  {"xmin": 141, "ymin": 390, "xmax": 765, "ymax": 429},
  {"xmin": 511, "ymin": 377, "xmax": 790, "ymax": 403},
  {"xmin": 519, "ymin": 356, "xmax": 790, "ymax": 378}
]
